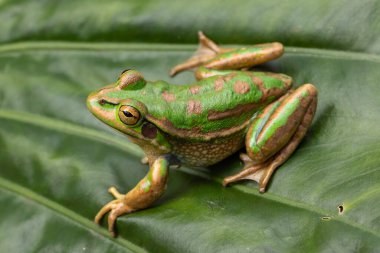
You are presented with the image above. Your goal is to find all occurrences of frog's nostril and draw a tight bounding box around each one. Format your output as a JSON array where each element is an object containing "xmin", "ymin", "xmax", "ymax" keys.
[
  {"xmin": 97, "ymin": 98, "xmax": 119, "ymax": 107},
  {"xmin": 99, "ymin": 99, "xmax": 106, "ymax": 105}
]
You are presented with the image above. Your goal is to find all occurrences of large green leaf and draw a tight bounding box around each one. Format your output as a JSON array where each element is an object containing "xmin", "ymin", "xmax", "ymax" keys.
[
  {"xmin": 1, "ymin": 1, "xmax": 380, "ymax": 252},
  {"xmin": 2, "ymin": 0, "xmax": 380, "ymax": 53}
]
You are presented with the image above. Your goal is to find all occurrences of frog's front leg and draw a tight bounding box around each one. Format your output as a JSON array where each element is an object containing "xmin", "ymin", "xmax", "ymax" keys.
[
  {"xmin": 223, "ymin": 84, "xmax": 318, "ymax": 192},
  {"xmin": 95, "ymin": 156, "xmax": 170, "ymax": 237}
]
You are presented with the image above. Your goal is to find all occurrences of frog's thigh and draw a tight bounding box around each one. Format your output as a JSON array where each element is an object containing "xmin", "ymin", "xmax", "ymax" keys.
[
  {"xmin": 223, "ymin": 84, "xmax": 317, "ymax": 192},
  {"xmin": 246, "ymin": 83, "xmax": 317, "ymax": 162}
]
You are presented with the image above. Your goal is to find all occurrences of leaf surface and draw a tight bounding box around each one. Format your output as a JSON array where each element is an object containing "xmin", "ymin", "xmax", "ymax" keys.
[{"xmin": 1, "ymin": 1, "xmax": 380, "ymax": 252}]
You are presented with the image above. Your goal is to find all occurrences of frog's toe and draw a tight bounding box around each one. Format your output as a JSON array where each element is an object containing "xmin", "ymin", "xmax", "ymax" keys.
[
  {"xmin": 107, "ymin": 201, "xmax": 133, "ymax": 237},
  {"xmin": 94, "ymin": 199, "xmax": 116, "ymax": 225},
  {"xmin": 108, "ymin": 186, "xmax": 124, "ymax": 200},
  {"xmin": 222, "ymin": 162, "xmax": 266, "ymax": 187},
  {"xmin": 223, "ymin": 153, "xmax": 279, "ymax": 192},
  {"xmin": 94, "ymin": 198, "xmax": 133, "ymax": 237}
]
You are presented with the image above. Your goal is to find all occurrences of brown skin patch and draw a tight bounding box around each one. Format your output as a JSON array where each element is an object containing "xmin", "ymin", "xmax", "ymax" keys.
[
  {"xmin": 251, "ymin": 76, "xmax": 263, "ymax": 86},
  {"xmin": 214, "ymin": 77, "xmax": 224, "ymax": 91},
  {"xmin": 189, "ymin": 85, "xmax": 201, "ymax": 94},
  {"xmin": 162, "ymin": 91, "xmax": 176, "ymax": 102},
  {"xmin": 213, "ymin": 73, "xmax": 236, "ymax": 91},
  {"xmin": 118, "ymin": 72, "xmax": 143, "ymax": 89},
  {"xmin": 233, "ymin": 80, "xmax": 250, "ymax": 94},
  {"xmin": 187, "ymin": 100, "xmax": 202, "ymax": 114}
]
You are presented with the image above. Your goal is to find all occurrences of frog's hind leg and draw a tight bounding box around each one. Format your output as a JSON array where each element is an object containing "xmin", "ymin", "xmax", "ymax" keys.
[
  {"xmin": 170, "ymin": 32, "xmax": 284, "ymax": 78},
  {"xmin": 223, "ymin": 84, "xmax": 317, "ymax": 192}
]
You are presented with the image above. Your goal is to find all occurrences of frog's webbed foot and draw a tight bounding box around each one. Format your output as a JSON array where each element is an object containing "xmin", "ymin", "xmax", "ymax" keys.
[
  {"xmin": 223, "ymin": 154, "xmax": 278, "ymax": 193},
  {"xmin": 170, "ymin": 31, "xmax": 229, "ymax": 77},
  {"xmin": 94, "ymin": 187, "xmax": 133, "ymax": 237},
  {"xmin": 94, "ymin": 156, "xmax": 170, "ymax": 237}
]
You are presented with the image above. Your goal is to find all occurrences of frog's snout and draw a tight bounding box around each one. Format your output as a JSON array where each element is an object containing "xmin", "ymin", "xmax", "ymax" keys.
[
  {"xmin": 87, "ymin": 85, "xmax": 119, "ymax": 109},
  {"xmin": 86, "ymin": 91, "xmax": 100, "ymax": 111},
  {"xmin": 86, "ymin": 90, "xmax": 120, "ymax": 125}
]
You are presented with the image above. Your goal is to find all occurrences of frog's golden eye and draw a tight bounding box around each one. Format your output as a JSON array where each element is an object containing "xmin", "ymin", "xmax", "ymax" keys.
[{"xmin": 118, "ymin": 105, "xmax": 140, "ymax": 125}]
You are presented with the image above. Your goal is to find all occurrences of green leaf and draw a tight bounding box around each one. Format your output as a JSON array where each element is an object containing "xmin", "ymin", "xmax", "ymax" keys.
[
  {"xmin": 2, "ymin": 0, "xmax": 380, "ymax": 54},
  {"xmin": 1, "ymin": 1, "xmax": 380, "ymax": 252}
]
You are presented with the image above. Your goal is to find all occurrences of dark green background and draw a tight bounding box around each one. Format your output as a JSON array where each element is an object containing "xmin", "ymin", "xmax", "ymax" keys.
[{"xmin": 1, "ymin": 1, "xmax": 380, "ymax": 252}]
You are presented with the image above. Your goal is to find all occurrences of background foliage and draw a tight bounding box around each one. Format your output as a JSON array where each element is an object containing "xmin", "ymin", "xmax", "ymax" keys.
[{"xmin": 1, "ymin": 0, "xmax": 380, "ymax": 252}]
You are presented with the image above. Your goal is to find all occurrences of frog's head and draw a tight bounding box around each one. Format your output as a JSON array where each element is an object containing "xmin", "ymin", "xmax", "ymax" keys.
[{"xmin": 87, "ymin": 69, "xmax": 171, "ymax": 153}]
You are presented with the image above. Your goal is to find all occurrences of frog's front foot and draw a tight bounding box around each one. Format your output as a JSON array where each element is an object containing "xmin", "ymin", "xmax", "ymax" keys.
[
  {"xmin": 95, "ymin": 157, "xmax": 170, "ymax": 237},
  {"xmin": 94, "ymin": 187, "xmax": 133, "ymax": 237}
]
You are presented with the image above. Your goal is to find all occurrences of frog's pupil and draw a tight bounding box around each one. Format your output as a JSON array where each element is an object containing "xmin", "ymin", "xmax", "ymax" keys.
[{"xmin": 123, "ymin": 111, "xmax": 134, "ymax": 117}]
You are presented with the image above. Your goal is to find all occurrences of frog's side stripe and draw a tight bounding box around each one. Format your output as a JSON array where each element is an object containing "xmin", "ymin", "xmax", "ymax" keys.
[
  {"xmin": 247, "ymin": 95, "xmax": 288, "ymax": 154},
  {"xmin": 246, "ymin": 84, "xmax": 317, "ymax": 162}
]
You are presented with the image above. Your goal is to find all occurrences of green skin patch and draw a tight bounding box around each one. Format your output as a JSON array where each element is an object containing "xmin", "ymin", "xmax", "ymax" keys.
[{"xmin": 140, "ymin": 179, "xmax": 152, "ymax": 193}]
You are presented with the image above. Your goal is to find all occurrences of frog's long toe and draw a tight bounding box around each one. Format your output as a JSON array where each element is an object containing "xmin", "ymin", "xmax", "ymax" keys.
[
  {"xmin": 222, "ymin": 164, "xmax": 264, "ymax": 187},
  {"xmin": 222, "ymin": 156, "xmax": 279, "ymax": 193},
  {"xmin": 94, "ymin": 188, "xmax": 133, "ymax": 237},
  {"xmin": 222, "ymin": 154, "xmax": 268, "ymax": 188}
]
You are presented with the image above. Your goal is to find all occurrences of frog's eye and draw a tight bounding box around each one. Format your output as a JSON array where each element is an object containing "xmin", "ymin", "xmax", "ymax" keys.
[
  {"xmin": 118, "ymin": 69, "xmax": 146, "ymax": 90},
  {"xmin": 118, "ymin": 105, "xmax": 140, "ymax": 125}
]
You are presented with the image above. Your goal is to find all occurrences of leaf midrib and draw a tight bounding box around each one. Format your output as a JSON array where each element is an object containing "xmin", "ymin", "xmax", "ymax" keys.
[
  {"xmin": 1, "ymin": 109, "xmax": 379, "ymax": 240},
  {"xmin": 1, "ymin": 41, "xmax": 380, "ymax": 64}
]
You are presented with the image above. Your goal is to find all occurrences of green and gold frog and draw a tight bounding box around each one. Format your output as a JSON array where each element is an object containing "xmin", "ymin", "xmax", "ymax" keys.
[{"xmin": 87, "ymin": 32, "xmax": 317, "ymax": 237}]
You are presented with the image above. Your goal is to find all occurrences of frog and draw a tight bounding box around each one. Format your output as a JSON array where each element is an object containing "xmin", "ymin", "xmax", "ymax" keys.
[{"xmin": 87, "ymin": 31, "xmax": 318, "ymax": 237}]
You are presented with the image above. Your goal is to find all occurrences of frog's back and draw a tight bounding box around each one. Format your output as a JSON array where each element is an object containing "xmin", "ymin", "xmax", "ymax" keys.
[{"xmin": 140, "ymin": 72, "xmax": 292, "ymax": 140}]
